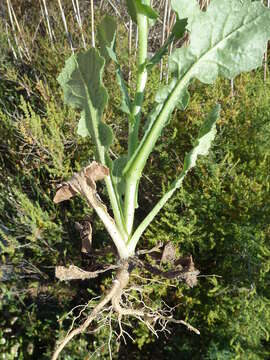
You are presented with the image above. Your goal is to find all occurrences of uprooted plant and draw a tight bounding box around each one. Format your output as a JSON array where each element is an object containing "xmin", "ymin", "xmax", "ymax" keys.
[{"xmin": 52, "ymin": 0, "xmax": 270, "ymax": 358}]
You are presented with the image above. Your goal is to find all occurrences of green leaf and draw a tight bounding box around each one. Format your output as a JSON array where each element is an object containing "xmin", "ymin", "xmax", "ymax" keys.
[
  {"xmin": 112, "ymin": 155, "xmax": 128, "ymax": 199},
  {"xmin": 147, "ymin": 18, "xmax": 188, "ymax": 70},
  {"xmin": 126, "ymin": 0, "xmax": 158, "ymax": 24},
  {"xmin": 57, "ymin": 49, "xmax": 114, "ymax": 161},
  {"xmin": 171, "ymin": 0, "xmax": 200, "ymax": 28},
  {"xmin": 176, "ymin": 88, "xmax": 190, "ymax": 111},
  {"xmin": 98, "ymin": 122, "xmax": 114, "ymax": 148},
  {"xmin": 126, "ymin": 0, "xmax": 137, "ymax": 22},
  {"xmin": 128, "ymin": 105, "xmax": 220, "ymax": 250},
  {"xmin": 97, "ymin": 16, "xmax": 131, "ymax": 114},
  {"xmin": 171, "ymin": 17, "xmax": 188, "ymax": 38},
  {"xmin": 106, "ymin": 46, "xmax": 131, "ymax": 114},
  {"xmin": 155, "ymin": 79, "xmax": 190, "ymax": 110},
  {"xmin": 117, "ymin": 71, "xmax": 132, "ymax": 114},
  {"xmin": 97, "ymin": 15, "xmax": 117, "ymax": 63},
  {"xmin": 179, "ymin": 104, "xmax": 220, "ymax": 180},
  {"xmin": 135, "ymin": 0, "xmax": 158, "ymax": 20},
  {"xmin": 170, "ymin": 0, "xmax": 270, "ymax": 83}
]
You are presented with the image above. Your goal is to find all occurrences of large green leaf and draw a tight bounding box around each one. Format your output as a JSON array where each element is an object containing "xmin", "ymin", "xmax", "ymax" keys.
[
  {"xmin": 170, "ymin": 0, "xmax": 270, "ymax": 82},
  {"xmin": 124, "ymin": 0, "xmax": 270, "ymax": 177},
  {"xmin": 57, "ymin": 49, "xmax": 113, "ymax": 161},
  {"xmin": 129, "ymin": 105, "xmax": 220, "ymax": 250}
]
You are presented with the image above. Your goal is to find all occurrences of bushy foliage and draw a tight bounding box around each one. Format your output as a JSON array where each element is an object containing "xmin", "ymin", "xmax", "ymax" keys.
[
  {"xmin": 0, "ymin": 3, "xmax": 270, "ymax": 359},
  {"xmin": 135, "ymin": 73, "xmax": 270, "ymax": 359}
]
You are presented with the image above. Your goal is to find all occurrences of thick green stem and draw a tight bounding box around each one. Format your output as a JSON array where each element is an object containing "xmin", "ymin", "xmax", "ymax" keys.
[
  {"xmin": 125, "ymin": 72, "xmax": 191, "ymax": 183},
  {"xmin": 104, "ymin": 176, "xmax": 128, "ymax": 242},
  {"xmin": 124, "ymin": 6, "xmax": 149, "ymax": 235},
  {"xmin": 128, "ymin": 177, "xmax": 184, "ymax": 253},
  {"xmin": 123, "ymin": 175, "xmax": 137, "ymax": 236},
  {"xmin": 128, "ymin": 9, "xmax": 149, "ymax": 154}
]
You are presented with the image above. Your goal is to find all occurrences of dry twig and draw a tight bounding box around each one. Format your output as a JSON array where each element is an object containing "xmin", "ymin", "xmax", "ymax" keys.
[{"xmin": 57, "ymin": 0, "xmax": 74, "ymax": 53}]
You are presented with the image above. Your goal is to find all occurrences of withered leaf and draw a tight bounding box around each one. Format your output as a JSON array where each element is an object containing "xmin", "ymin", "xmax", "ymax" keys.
[
  {"xmin": 55, "ymin": 265, "xmax": 98, "ymax": 281},
  {"xmin": 53, "ymin": 184, "xmax": 77, "ymax": 203},
  {"xmin": 55, "ymin": 264, "xmax": 119, "ymax": 281},
  {"xmin": 84, "ymin": 162, "xmax": 109, "ymax": 185},
  {"xmin": 174, "ymin": 256, "xmax": 193, "ymax": 268},
  {"xmin": 74, "ymin": 222, "xmax": 83, "ymax": 232},
  {"xmin": 180, "ymin": 256, "xmax": 198, "ymax": 287},
  {"xmin": 184, "ymin": 271, "xmax": 199, "ymax": 288},
  {"xmin": 161, "ymin": 242, "xmax": 176, "ymax": 264},
  {"xmin": 75, "ymin": 218, "xmax": 92, "ymax": 253},
  {"xmin": 53, "ymin": 162, "xmax": 109, "ymax": 204},
  {"xmin": 136, "ymin": 253, "xmax": 199, "ymax": 288}
]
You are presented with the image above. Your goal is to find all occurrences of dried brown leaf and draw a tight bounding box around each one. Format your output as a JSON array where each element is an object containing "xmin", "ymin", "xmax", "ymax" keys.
[
  {"xmin": 55, "ymin": 264, "xmax": 119, "ymax": 281},
  {"xmin": 180, "ymin": 256, "xmax": 198, "ymax": 287},
  {"xmin": 161, "ymin": 242, "xmax": 176, "ymax": 264},
  {"xmin": 53, "ymin": 162, "xmax": 109, "ymax": 204},
  {"xmin": 84, "ymin": 162, "xmax": 109, "ymax": 186},
  {"xmin": 75, "ymin": 218, "xmax": 92, "ymax": 253},
  {"xmin": 135, "ymin": 253, "xmax": 199, "ymax": 287},
  {"xmin": 53, "ymin": 184, "xmax": 77, "ymax": 203}
]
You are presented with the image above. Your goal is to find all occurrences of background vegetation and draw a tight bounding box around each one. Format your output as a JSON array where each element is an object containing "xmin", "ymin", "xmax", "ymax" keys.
[{"xmin": 0, "ymin": 1, "xmax": 270, "ymax": 359}]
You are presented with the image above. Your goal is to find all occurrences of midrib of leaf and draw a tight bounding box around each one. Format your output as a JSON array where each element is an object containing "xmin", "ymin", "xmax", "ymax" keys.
[{"xmin": 125, "ymin": 8, "xmax": 268, "ymax": 179}]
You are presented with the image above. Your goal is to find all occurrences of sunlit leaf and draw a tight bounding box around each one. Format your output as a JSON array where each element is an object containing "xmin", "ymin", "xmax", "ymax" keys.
[
  {"xmin": 97, "ymin": 16, "xmax": 131, "ymax": 114},
  {"xmin": 97, "ymin": 15, "xmax": 117, "ymax": 63},
  {"xmin": 57, "ymin": 49, "xmax": 113, "ymax": 160}
]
